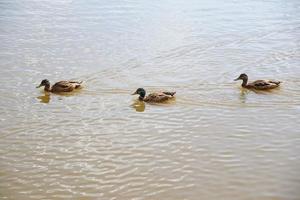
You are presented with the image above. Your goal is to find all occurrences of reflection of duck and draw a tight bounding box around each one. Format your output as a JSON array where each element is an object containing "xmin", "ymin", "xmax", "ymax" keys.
[
  {"xmin": 234, "ymin": 73, "xmax": 281, "ymax": 90},
  {"xmin": 132, "ymin": 88, "xmax": 176, "ymax": 103},
  {"xmin": 37, "ymin": 93, "xmax": 50, "ymax": 103},
  {"xmin": 36, "ymin": 79, "xmax": 82, "ymax": 93},
  {"xmin": 131, "ymin": 100, "xmax": 146, "ymax": 112},
  {"xmin": 238, "ymin": 89, "xmax": 249, "ymax": 103}
]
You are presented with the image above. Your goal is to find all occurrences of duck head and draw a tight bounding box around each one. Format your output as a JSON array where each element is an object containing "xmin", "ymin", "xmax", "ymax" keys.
[
  {"xmin": 37, "ymin": 79, "xmax": 50, "ymax": 89},
  {"xmin": 234, "ymin": 73, "xmax": 248, "ymax": 81},
  {"xmin": 234, "ymin": 73, "xmax": 248, "ymax": 87},
  {"xmin": 132, "ymin": 88, "xmax": 146, "ymax": 100}
]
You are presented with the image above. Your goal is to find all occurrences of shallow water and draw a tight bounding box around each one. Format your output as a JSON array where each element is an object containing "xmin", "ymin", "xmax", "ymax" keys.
[{"xmin": 1, "ymin": 0, "xmax": 300, "ymax": 199}]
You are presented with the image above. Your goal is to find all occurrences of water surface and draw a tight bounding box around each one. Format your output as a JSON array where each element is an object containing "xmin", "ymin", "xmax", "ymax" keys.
[{"xmin": 1, "ymin": 0, "xmax": 300, "ymax": 199}]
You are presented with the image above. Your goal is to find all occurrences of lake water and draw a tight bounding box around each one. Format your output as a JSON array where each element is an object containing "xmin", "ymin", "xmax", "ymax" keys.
[{"xmin": 1, "ymin": 0, "xmax": 300, "ymax": 199}]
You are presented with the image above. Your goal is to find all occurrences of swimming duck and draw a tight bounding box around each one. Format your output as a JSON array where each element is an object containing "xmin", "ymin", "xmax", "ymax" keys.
[
  {"xmin": 132, "ymin": 88, "xmax": 176, "ymax": 103},
  {"xmin": 234, "ymin": 73, "xmax": 281, "ymax": 90},
  {"xmin": 36, "ymin": 79, "xmax": 82, "ymax": 93}
]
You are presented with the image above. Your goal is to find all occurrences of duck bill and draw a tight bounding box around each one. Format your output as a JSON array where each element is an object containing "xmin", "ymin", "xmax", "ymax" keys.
[
  {"xmin": 131, "ymin": 91, "xmax": 137, "ymax": 95},
  {"xmin": 234, "ymin": 78, "xmax": 240, "ymax": 81},
  {"xmin": 36, "ymin": 84, "xmax": 42, "ymax": 88}
]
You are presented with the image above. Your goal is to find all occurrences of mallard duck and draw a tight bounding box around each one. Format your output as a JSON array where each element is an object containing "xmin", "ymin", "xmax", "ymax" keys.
[
  {"xmin": 36, "ymin": 79, "xmax": 83, "ymax": 93},
  {"xmin": 132, "ymin": 88, "xmax": 176, "ymax": 103},
  {"xmin": 234, "ymin": 73, "xmax": 281, "ymax": 90}
]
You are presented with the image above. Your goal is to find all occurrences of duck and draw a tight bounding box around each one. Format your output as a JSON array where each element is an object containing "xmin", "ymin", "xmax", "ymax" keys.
[
  {"xmin": 36, "ymin": 79, "xmax": 83, "ymax": 93},
  {"xmin": 132, "ymin": 88, "xmax": 176, "ymax": 103},
  {"xmin": 234, "ymin": 73, "xmax": 281, "ymax": 90}
]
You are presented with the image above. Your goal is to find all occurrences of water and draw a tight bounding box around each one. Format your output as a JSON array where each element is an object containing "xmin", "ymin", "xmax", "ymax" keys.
[{"xmin": 1, "ymin": 0, "xmax": 300, "ymax": 199}]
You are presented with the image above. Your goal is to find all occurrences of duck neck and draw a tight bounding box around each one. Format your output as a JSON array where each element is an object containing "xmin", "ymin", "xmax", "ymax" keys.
[
  {"xmin": 139, "ymin": 91, "xmax": 146, "ymax": 101},
  {"xmin": 44, "ymin": 84, "xmax": 51, "ymax": 92},
  {"xmin": 241, "ymin": 77, "xmax": 248, "ymax": 87},
  {"xmin": 139, "ymin": 95, "xmax": 145, "ymax": 101}
]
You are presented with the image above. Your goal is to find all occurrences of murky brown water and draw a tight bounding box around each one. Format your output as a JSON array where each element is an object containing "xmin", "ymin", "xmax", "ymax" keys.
[{"xmin": 1, "ymin": 0, "xmax": 300, "ymax": 199}]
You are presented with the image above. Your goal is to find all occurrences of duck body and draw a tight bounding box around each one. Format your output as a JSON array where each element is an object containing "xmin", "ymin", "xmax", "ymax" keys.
[
  {"xmin": 37, "ymin": 79, "xmax": 82, "ymax": 93},
  {"xmin": 245, "ymin": 79, "xmax": 281, "ymax": 90},
  {"xmin": 51, "ymin": 81, "xmax": 82, "ymax": 92},
  {"xmin": 143, "ymin": 91, "xmax": 176, "ymax": 103},
  {"xmin": 234, "ymin": 74, "xmax": 281, "ymax": 90},
  {"xmin": 132, "ymin": 88, "xmax": 176, "ymax": 103}
]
